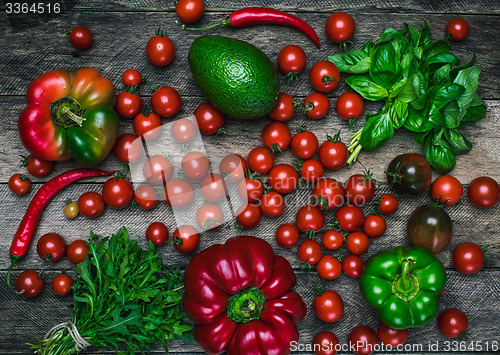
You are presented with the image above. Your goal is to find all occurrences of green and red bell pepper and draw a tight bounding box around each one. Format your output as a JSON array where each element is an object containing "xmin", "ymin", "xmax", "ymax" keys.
[
  {"xmin": 18, "ymin": 67, "xmax": 119, "ymax": 166},
  {"xmin": 182, "ymin": 235, "xmax": 307, "ymax": 355},
  {"xmin": 360, "ymin": 246, "xmax": 446, "ymax": 329}
]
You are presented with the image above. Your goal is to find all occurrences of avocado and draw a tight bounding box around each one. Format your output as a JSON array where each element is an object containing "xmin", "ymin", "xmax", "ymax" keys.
[{"xmin": 188, "ymin": 35, "xmax": 280, "ymax": 119}]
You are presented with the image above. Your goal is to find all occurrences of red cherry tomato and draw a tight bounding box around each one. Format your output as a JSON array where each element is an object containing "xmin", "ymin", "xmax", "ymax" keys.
[
  {"xmin": 277, "ymin": 45, "xmax": 307, "ymax": 77},
  {"xmin": 309, "ymin": 61, "xmax": 340, "ymax": 93},
  {"xmin": 431, "ymin": 175, "xmax": 463, "ymax": 206},
  {"xmin": 377, "ymin": 323, "xmax": 408, "ymax": 347},
  {"xmin": 297, "ymin": 239, "xmax": 322, "ymax": 265},
  {"xmin": 134, "ymin": 184, "xmax": 158, "ymax": 210},
  {"xmin": 133, "ymin": 111, "xmax": 162, "ymax": 140},
  {"xmin": 182, "ymin": 151, "xmax": 210, "ymax": 181},
  {"xmin": 317, "ymin": 255, "xmax": 342, "ymax": 280},
  {"xmin": 52, "ymin": 273, "xmax": 73, "ymax": 297},
  {"xmin": 261, "ymin": 121, "xmax": 291, "ymax": 153},
  {"xmin": 22, "ymin": 154, "xmax": 53, "ymax": 177},
  {"xmin": 68, "ymin": 26, "xmax": 93, "ymax": 50},
  {"xmin": 194, "ymin": 102, "xmax": 225, "ymax": 135},
  {"xmin": 453, "ymin": 242, "xmax": 486, "ymax": 274},
  {"xmin": 336, "ymin": 205, "xmax": 365, "ymax": 232},
  {"xmin": 259, "ymin": 191, "xmax": 285, "ymax": 217},
  {"xmin": 377, "ymin": 194, "xmax": 399, "ymax": 215},
  {"xmin": 146, "ymin": 31, "xmax": 175, "ymax": 66},
  {"xmin": 319, "ymin": 134, "xmax": 348, "ymax": 170},
  {"xmin": 236, "ymin": 203, "xmax": 262, "ymax": 229},
  {"xmin": 37, "ymin": 233, "xmax": 66, "ymax": 262},
  {"xmin": 304, "ymin": 92, "xmax": 330, "ymax": 119},
  {"xmin": 176, "ymin": 0, "xmax": 205, "ymax": 23},
  {"xmin": 446, "ymin": 18, "xmax": 470, "ymax": 42},
  {"xmin": 295, "ymin": 204, "xmax": 324, "ymax": 235},
  {"xmin": 312, "ymin": 178, "xmax": 345, "ymax": 210},
  {"xmin": 291, "ymin": 129, "xmax": 319, "ymax": 159},
  {"xmin": 16, "ymin": 270, "xmax": 43, "ymax": 298},
  {"xmin": 275, "ymin": 223, "xmax": 299, "ymax": 248},
  {"xmin": 9, "ymin": 174, "xmax": 31, "ymax": 195},
  {"xmin": 66, "ymin": 239, "xmax": 90, "ymax": 264},
  {"xmin": 336, "ymin": 92, "xmax": 365, "ymax": 120},
  {"xmin": 345, "ymin": 173, "xmax": 376, "ymax": 206},
  {"xmin": 238, "ymin": 178, "xmax": 264, "ymax": 203},
  {"xmin": 172, "ymin": 225, "xmax": 200, "ymax": 253},
  {"xmin": 196, "ymin": 203, "xmax": 224, "ymax": 231},
  {"xmin": 363, "ymin": 215, "xmax": 386, "ymax": 238},
  {"xmin": 171, "ymin": 117, "xmax": 197, "ymax": 144},
  {"xmin": 312, "ymin": 331, "xmax": 339, "ymax": 355},
  {"xmin": 313, "ymin": 290, "xmax": 344, "ymax": 323},
  {"xmin": 219, "ymin": 154, "xmax": 247, "ymax": 183},
  {"xmin": 438, "ymin": 308, "xmax": 469, "ymax": 338},
  {"xmin": 247, "ymin": 146, "xmax": 275, "ymax": 174},
  {"xmin": 467, "ymin": 176, "xmax": 499, "ymax": 208},
  {"xmin": 300, "ymin": 159, "xmax": 324, "ymax": 183},
  {"xmin": 346, "ymin": 231, "xmax": 370, "ymax": 255},
  {"xmin": 122, "ymin": 69, "xmax": 142, "ymax": 87},
  {"xmin": 151, "ymin": 86, "xmax": 181, "ymax": 118},
  {"xmin": 268, "ymin": 164, "xmax": 298, "ymax": 194},
  {"xmin": 145, "ymin": 222, "xmax": 169, "ymax": 246},
  {"xmin": 164, "ymin": 178, "xmax": 195, "ymax": 209},
  {"xmin": 325, "ymin": 12, "xmax": 356, "ymax": 43},
  {"xmin": 113, "ymin": 133, "xmax": 143, "ymax": 163},
  {"xmin": 115, "ymin": 91, "xmax": 142, "ymax": 119},
  {"xmin": 348, "ymin": 325, "xmax": 378, "ymax": 355},
  {"xmin": 143, "ymin": 155, "xmax": 173, "ymax": 185},
  {"xmin": 102, "ymin": 177, "xmax": 134, "ymax": 209},
  {"xmin": 77, "ymin": 191, "xmax": 105, "ymax": 218},
  {"xmin": 342, "ymin": 254, "xmax": 364, "ymax": 278},
  {"xmin": 200, "ymin": 173, "xmax": 227, "ymax": 203},
  {"xmin": 322, "ymin": 229, "xmax": 344, "ymax": 250},
  {"xmin": 269, "ymin": 92, "xmax": 295, "ymax": 122}
]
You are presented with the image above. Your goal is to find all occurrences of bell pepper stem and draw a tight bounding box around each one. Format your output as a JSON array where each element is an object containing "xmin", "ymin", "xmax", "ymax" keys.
[
  {"xmin": 399, "ymin": 259, "xmax": 413, "ymax": 290},
  {"xmin": 227, "ymin": 287, "xmax": 265, "ymax": 323},
  {"xmin": 51, "ymin": 96, "xmax": 86, "ymax": 127},
  {"xmin": 392, "ymin": 258, "xmax": 419, "ymax": 301}
]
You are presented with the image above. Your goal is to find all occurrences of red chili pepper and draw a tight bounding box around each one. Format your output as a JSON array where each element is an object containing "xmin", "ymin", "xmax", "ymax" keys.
[
  {"xmin": 7, "ymin": 168, "xmax": 114, "ymax": 291},
  {"xmin": 183, "ymin": 7, "xmax": 321, "ymax": 49}
]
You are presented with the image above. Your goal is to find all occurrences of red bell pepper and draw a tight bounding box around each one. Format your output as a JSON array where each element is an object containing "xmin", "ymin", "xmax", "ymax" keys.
[{"xmin": 183, "ymin": 236, "xmax": 306, "ymax": 355}]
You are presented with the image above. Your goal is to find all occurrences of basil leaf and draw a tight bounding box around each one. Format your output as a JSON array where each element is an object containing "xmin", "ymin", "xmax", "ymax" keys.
[
  {"xmin": 432, "ymin": 64, "xmax": 451, "ymax": 85},
  {"xmin": 442, "ymin": 100, "xmax": 464, "ymax": 128},
  {"xmin": 413, "ymin": 131, "xmax": 430, "ymax": 145},
  {"xmin": 450, "ymin": 54, "xmax": 477, "ymax": 80},
  {"xmin": 432, "ymin": 83, "xmax": 466, "ymax": 109},
  {"xmin": 409, "ymin": 71, "xmax": 428, "ymax": 110},
  {"xmin": 362, "ymin": 40, "xmax": 374, "ymax": 55},
  {"xmin": 462, "ymin": 102, "xmax": 487, "ymax": 122},
  {"xmin": 379, "ymin": 28, "xmax": 409, "ymax": 55},
  {"xmin": 359, "ymin": 112, "xmax": 395, "ymax": 150},
  {"xmin": 424, "ymin": 131, "xmax": 456, "ymax": 174},
  {"xmin": 346, "ymin": 75, "xmax": 388, "ymax": 101},
  {"xmin": 419, "ymin": 21, "xmax": 431, "ymax": 47},
  {"xmin": 370, "ymin": 42, "xmax": 402, "ymax": 89},
  {"xmin": 413, "ymin": 46, "xmax": 423, "ymax": 61},
  {"xmin": 453, "ymin": 66, "xmax": 481, "ymax": 115},
  {"xmin": 428, "ymin": 103, "xmax": 444, "ymax": 127},
  {"xmin": 423, "ymin": 40, "xmax": 452, "ymax": 61},
  {"xmin": 426, "ymin": 52, "xmax": 460, "ymax": 67},
  {"xmin": 395, "ymin": 77, "xmax": 418, "ymax": 103},
  {"xmin": 406, "ymin": 23, "xmax": 421, "ymax": 47},
  {"xmin": 444, "ymin": 128, "xmax": 472, "ymax": 155},
  {"xmin": 470, "ymin": 93, "xmax": 485, "ymax": 107},
  {"xmin": 328, "ymin": 50, "xmax": 370, "ymax": 74},
  {"xmin": 390, "ymin": 100, "xmax": 409, "ymax": 128}
]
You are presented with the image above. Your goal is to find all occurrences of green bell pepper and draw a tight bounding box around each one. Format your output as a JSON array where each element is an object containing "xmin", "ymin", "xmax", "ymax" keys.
[{"xmin": 360, "ymin": 246, "xmax": 446, "ymax": 329}]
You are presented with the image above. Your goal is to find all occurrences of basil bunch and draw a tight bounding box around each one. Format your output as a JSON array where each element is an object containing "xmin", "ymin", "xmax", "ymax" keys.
[{"xmin": 329, "ymin": 22, "xmax": 486, "ymax": 173}]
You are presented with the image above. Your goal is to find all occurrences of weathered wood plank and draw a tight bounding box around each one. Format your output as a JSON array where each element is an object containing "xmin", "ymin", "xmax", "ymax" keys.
[
  {"xmin": 1, "ymin": 11, "xmax": 499, "ymax": 99},
  {"xmin": 0, "ymin": 269, "xmax": 498, "ymax": 354}
]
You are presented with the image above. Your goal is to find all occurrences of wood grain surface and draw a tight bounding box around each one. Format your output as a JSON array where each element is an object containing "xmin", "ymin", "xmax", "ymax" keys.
[{"xmin": 0, "ymin": 0, "xmax": 499, "ymax": 354}]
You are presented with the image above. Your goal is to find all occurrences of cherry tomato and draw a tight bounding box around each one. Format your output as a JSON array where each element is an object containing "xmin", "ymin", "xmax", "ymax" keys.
[
  {"xmin": 52, "ymin": 273, "xmax": 73, "ymax": 297},
  {"xmin": 247, "ymin": 146, "xmax": 275, "ymax": 174},
  {"xmin": 431, "ymin": 175, "xmax": 463, "ymax": 206},
  {"xmin": 68, "ymin": 26, "xmax": 93, "ymax": 50},
  {"xmin": 146, "ymin": 31, "xmax": 175, "ymax": 66},
  {"xmin": 196, "ymin": 203, "xmax": 224, "ymax": 231},
  {"xmin": 312, "ymin": 178, "xmax": 345, "ymax": 210},
  {"xmin": 145, "ymin": 222, "xmax": 169, "ymax": 246},
  {"xmin": 342, "ymin": 254, "xmax": 364, "ymax": 278},
  {"xmin": 268, "ymin": 164, "xmax": 298, "ymax": 194},
  {"xmin": 312, "ymin": 331, "xmax": 339, "ymax": 355},
  {"xmin": 122, "ymin": 69, "xmax": 142, "ymax": 87},
  {"xmin": 66, "ymin": 239, "xmax": 90, "ymax": 264},
  {"xmin": 275, "ymin": 223, "xmax": 299, "ymax": 248},
  {"xmin": 176, "ymin": 0, "xmax": 205, "ymax": 23},
  {"xmin": 9, "ymin": 174, "xmax": 31, "ymax": 195},
  {"xmin": 194, "ymin": 102, "xmax": 225, "ymax": 135},
  {"xmin": 453, "ymin": 242, "xmax": 485, "ymax": 274},
  {"xmin": 386, "ymin": 153, "xmax": 432, "ymax": 195},
  {"xmin": 151, "ymin": 86, "xmax": 181, "ymax": 118},
  {"xmin": 304, "ymin": 92, "xmax": 330, "ymax": 119},
  {"xmin": 261, "ymin": 121, "xmax": 291, "ymax": 153},
  {"xmin": 113, "ymin": 133, "xmax": 143, "ymax": 163},
  {"xmin": 143, "ymin": 155, "xmax": 173, "ymax": 185},
  {"xmin": 300, "ymin": 159, "xmax": 324, "ymax": 183},
  {"xmin": 200, "ymin": 173, "xmax": 227, "ymax": 203},
  {"xmin": 22, "ymin": 154, "xmax": 53, "ymax": 177},
  {"xmin": 291, "ymin": 128, "xmax": 319, "ymax": 159},
  {"xmin": 277, "ymin": 45, "xmax": 307, "ymax": 77},
  {"xmin": 102, "ymin": 177, "xmax": 134, "ymax": 209},
  {"xmin": 325, "ymin": 12, "xmax": 356, "ymax": 43},
  {"xmin": 115, "ymin": 91, "xmax": 142, "ymax": 119},
  {"xmin": 219, "ymin": 154, "xmax": 247, "ymax": 183},
  {"xmin": 295, "ymin": 204, "xmax": 324, "ymax": 235},
  {"xmin": 377, "ymin": 194, "xmax": 399, "ymax": 215},
  {"xmin": 363, "ymin": 215, "xmax": 386, "ymax": 238},
  {"xmin": 77, "ymin": 191, "xmax": 105, "ymax": 218},
  {"xmin": 345, "ymin": 173, "xmax": 376, "ymax": 206},
  {"xmin": 36, "ymin": 233, "xmax": 66, "ymax": 262},
  {"xmin": 64, "ymin": 201, "xmax": 79, "ymax": 219},
  {"xmin": 319, "ymin": 134, "xmax": 348, "ymax": 170},
  {"xmin": 467, "ymin": 176, "xmax": 499, "ymax": 208},
  {"xmin": 336, "ymin": 205, "xmax": 365, "ymax": 232},
  {"xmin": 309, "ymin": 61, "xmax": 340, "ymax": 93},
  {"xmin": 238, "ymin": 177, "xmax": 264, "ymax": 203},
  {"xmin": 16, "ymin": 270, "xmax": 43, "ymax": 298},
  {"xmin": 171, "ymin": 117, "xmax": 197, "ymax": 144},
  {"xmin": 259, "ymin": 191, "xmax": 285, "ymax": 217},
  {"xmin": 438, "ymin": 308, "xmax": 469, "ymax": 338},
  {"xmin": 313, "ymin": 290, "xmax": 344, "ymax": 323},
  {"xmin": 336, "ymin": 92, "xmax": 365, "ymax": 120},
  {"xmin": 297, "ymin": 239, "xmax": 322, "ymax": 265},
  {"xmin": 269, "ymin": 92, "xmax": 295, "ymax": 122},
  {"xmin": 377, "ymin": 323, "xmax": 408, "ymax": 347},
  {"xmin": 182, "ymin": 151, "xmax": 210, "ymax": 181},
  {"xmin": 236, "ymin": 203, "xmax": 262, "ymax": 229},
  {"xmin": 346, "ymin": 231, "xmax": 370, "ymax": 255},
  {"xmin": 164, "ymin": 178, "xmax": 195, "ymax": 209},
  {"xmin": 134, "ymin": 184, "xmax": 158, "ymax": 210},
  {"xmin": 133, "ymin": 111, "xmax": 162, "ymax": 140},
  {"xmin": 446, "ymin": 18, "xmax": 470, "ymax": 42},
  {"xmin": 317, "ymin": 255, "xmax": 342, "ymax": 280},
  {"xmin": 347, "ymin": 326, "xmax": 378, "ymax": 355},
  {"xmin": 172, "ymin": 225, "xmax": 200, "ymax": 253},
  {"xmin": 322, "ymin": 229, "xmax": 344, "ymax": 250}
]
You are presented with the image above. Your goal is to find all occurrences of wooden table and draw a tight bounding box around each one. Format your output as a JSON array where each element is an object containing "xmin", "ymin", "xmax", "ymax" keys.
[{"xmin": 1, "ymin": 1, "xmax": 499, "ymax": 354}]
